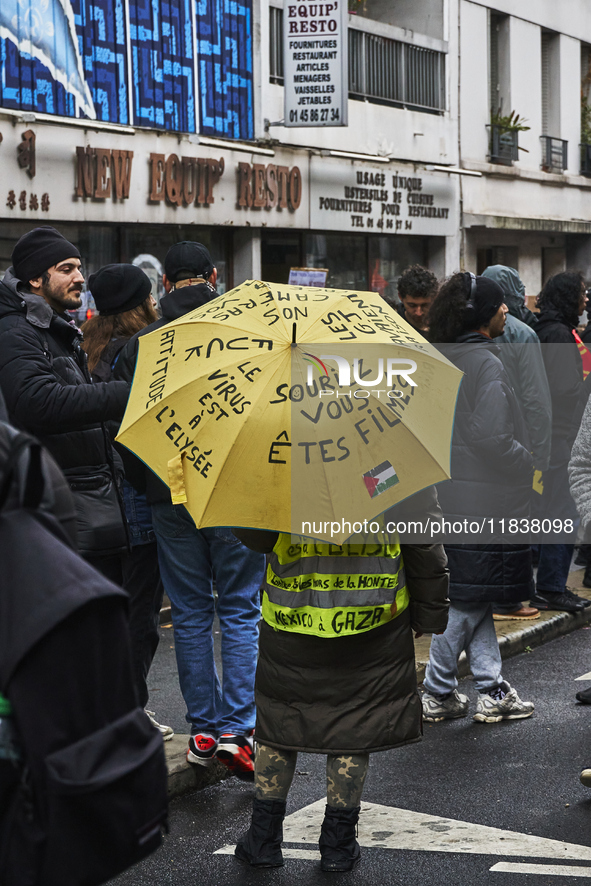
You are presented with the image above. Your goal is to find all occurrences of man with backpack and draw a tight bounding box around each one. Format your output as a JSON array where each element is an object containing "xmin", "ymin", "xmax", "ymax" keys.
[
  {"xmin": 0, "ymin": 227, "xmax": 130, "ymax": 578},
  {"xmin": 0, "ymin": 399, "xmax": 168, "ymax": 886}
]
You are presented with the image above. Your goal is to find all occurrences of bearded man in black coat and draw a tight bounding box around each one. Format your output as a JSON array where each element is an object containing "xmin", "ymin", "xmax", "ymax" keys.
[{"xmin": 0, "ymin": 227, "xmax": 129, "ymax": 577}]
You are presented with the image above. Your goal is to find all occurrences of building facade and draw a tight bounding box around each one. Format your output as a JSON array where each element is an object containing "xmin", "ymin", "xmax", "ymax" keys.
[
  {"xmin": 459, "ymin": 0, "xmax": 591, "ymax": 297},
  {"xmin": 0, "ymin": 0, "xmax": 461, "ymax": 302}
]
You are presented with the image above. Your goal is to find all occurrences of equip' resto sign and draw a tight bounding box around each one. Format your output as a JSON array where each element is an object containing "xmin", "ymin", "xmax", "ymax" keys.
[{"xmin": 283, "ymin": 1, "xmax": 348, "ymax": 128}]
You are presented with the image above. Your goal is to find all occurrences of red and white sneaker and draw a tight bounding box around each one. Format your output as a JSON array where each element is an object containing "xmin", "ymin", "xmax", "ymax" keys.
[
  {"xmin": 216, "ymin": 731, "xmax": 255, "ymax": 781},
  {"xmin": 187, "ymin": 733, "xmax": 217, "ymax": 767}
]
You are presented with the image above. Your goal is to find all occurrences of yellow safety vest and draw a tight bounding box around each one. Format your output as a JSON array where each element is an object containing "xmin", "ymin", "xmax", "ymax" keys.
[{"xmin": 262, "ymin": 534, "xmax": 408, "ymax": 638}]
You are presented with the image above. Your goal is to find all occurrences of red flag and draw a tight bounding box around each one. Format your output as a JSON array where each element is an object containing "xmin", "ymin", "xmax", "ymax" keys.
[{"xmin": 572, "ymin": 330, "xmax": 591, "ymax": 380}]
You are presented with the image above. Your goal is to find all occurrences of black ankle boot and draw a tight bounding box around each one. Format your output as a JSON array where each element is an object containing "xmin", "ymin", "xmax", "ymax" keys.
[
  {"xmin": 319, "ymin": 804, "xmax": 361, "ymax": 872},
  {"xmin": 235, "ymin": 798, "xmax": 286, "ymax": 867}
]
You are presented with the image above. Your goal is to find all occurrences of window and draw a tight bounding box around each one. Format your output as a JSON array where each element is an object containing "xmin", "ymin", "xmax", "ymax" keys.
[
  {"xmin": 269, "ymin": 6, "xmax": 284, "ymax": 85},
  {"xmin": 269, "ymin": 8, "xmax": 446, "ymax": 113},
  {"xmin": 541, "ymin": 30, "xmax": 560, "ymax": 137},
  {"xmin": 489, "ymin": 13, "xmax": 509, "ymax": 117},
  {"xmin": 541, "ymin": 30, "xmax": 566, "ymax": 172}
]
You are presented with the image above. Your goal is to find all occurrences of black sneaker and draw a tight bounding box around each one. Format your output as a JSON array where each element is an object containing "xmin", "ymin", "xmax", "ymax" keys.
[
  {"xmin": 576, "ymin": 686, "xmax": 591, "ymax": 704},
  {"xmin": 583, "ymin": 566, "xmax": 591, "ymax": 589},
  {"xmin": 565, "ymin": 588, "xmax": 591, "ymax": 607},
  {"xmin": 529, "ymin": 590, "xmax": 585, "ymax": 613}
]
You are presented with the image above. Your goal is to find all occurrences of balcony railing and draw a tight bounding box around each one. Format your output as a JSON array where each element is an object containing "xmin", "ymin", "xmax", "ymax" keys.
[
  {"xmin": 488, "ymin": 125, "xmax": 519, "ymax": 166},
  {"xmin": 541, "ymin": 135, "xmax": 568, "ymax": 174},
  {"xmin": 269, "ymin": 7, "xmax": 446, "ymax": 113},
  {"xmin": 581, "ymin": 144, "xmax": 591, "ymax": 177}
]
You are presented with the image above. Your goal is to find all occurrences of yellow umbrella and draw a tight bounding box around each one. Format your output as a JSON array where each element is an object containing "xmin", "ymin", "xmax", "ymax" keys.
[{"xmin": 116, "ymin": 280, "xmax": 462, "ymax": 544}]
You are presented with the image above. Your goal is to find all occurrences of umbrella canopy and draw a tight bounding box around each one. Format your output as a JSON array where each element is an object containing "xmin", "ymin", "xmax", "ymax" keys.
[{"xmin": 116, "ymin": 280, "xmax": 462, "ymax": 543}]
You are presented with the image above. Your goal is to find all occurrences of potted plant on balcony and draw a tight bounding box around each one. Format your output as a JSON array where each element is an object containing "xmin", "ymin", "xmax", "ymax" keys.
[{"xmin": 489, "ymin": 110, "xmax": 530, "ymax": 165}]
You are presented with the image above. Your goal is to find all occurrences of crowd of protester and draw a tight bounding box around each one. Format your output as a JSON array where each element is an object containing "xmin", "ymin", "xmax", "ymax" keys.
[{"xmin": 1, "ymin": 226, "xmax": 591, "ymax": 876}]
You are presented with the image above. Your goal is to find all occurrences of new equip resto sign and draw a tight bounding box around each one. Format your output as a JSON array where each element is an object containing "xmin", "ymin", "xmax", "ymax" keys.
[{"xmin": 284, "ymin": 1, "xmax": 348, "ymax": 128}]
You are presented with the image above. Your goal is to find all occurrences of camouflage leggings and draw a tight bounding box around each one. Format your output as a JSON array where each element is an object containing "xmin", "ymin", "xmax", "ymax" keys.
[{"xmin": 254, "ymin": 744, "xmax": 370, "ymax": 808}]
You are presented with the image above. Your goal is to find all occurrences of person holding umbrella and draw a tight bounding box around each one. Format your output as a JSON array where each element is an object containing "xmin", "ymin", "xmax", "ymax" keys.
[
  {"xmin": 232, "ymin": 490, "xmax": 449, "ymax": 872},
  {"xmin": 114, "ymin": 274, "xmax": 463, "ymax": 812}
]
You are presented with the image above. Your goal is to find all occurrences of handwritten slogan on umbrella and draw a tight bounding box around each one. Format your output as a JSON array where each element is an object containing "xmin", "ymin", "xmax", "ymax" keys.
[{"xmin": 117, "ymin": 281, "xmax": 462, "ymax": 543}]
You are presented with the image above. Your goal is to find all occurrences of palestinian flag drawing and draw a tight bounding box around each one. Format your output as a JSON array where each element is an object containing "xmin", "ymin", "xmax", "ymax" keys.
[{"xmin": 363, "ymin": 461, "xmax": 399, "ymax": 498}]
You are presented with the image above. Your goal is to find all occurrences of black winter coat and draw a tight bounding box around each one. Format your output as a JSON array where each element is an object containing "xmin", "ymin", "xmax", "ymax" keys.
[
  {"xmin": 0, "ymin": 271, "xmax": 129, "ymax": 473},
  {"xmin": 114, "ymin": 281, "xmax": 218, "ymax": 504},
  {"xmin": 536, "ymin": 307, "xmax": 585, "ymax": 459},
  {"xmin": 436, "ymin": 333, "xmax": 534, "ymax": 604}
]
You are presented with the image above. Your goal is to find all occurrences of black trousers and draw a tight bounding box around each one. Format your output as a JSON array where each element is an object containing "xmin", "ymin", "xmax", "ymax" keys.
[
  {"xmin": 121, "ymin": 543, "xmax": 164, "ymax": 709},
  {"xmin": 86, "ymin": 545, "xmax": 164, "ymax": 708}
]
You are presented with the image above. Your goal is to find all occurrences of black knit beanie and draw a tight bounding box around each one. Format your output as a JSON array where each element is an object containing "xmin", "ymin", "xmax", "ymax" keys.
[
  {"xmin": 88, "ymin": 264, "xmax": 152, "ymax": 316},
  {"xmin": 12, "ymin": 226, "xmax": 81, "ymax": 283}
]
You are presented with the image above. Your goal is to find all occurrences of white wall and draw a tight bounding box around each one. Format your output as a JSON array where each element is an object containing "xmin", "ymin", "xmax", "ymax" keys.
[
  {"xmin": 258, "ymin": 0, "xmax": 458, "ymax": 166},
  {"xmin": 462, "ymin": 175, "xmax": 591, "ymax": 224},
  {"xmin": 508, "ymin": 16, "xmax": 542, "ymax": 171},
  {"xmin": 465, "ymin": 0, "xmax": 591, "ymax": 46},
  {"xmin": 459, "ymin": 1, "xmax": 489, "ymax": 163},
  {"xmin": 353, "ymin": 0, "xmax": 445, "ymax": 41}
]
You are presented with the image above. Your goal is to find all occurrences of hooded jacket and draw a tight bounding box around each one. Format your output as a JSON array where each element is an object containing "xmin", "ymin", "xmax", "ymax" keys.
[
  {"xmin": 0, "ymin": 269, "xmax": 129, "ymax": 474},
  {"xmin": 481, "ymin": 266, "xmax": 552, "ymax": 471},
  {"xmin": 113, "ymin": 281, "xmax": 218, "ymax": 504},
  {"xmin": 481, "ymin": 265, "xmax": 538, "ymax": 330},
  {"xmin": 436, "ymin": 332, "xmax": 534, "ymax": 603}
]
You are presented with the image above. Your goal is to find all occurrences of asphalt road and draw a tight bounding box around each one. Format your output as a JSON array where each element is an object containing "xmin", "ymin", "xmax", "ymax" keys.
[{"xmin": 111, "ymin": 622, "xmax": 591, "ymax": 886}]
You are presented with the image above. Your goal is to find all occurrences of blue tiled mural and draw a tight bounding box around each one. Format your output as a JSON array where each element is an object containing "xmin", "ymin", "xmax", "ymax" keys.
[
  {"xmin": 195, "ymin": 0, "xmax": 253, "ymax": 140},
  {"xmin": 129, "ymin": 0, "xmax": 195, "ymax": 131},
  {"xmin": 0, "ymin": 0, "xmax": 254, "ymax": 136},
  {"xmin": 77, "ymin": 0, "xmax": 129, "ymax": 123}
]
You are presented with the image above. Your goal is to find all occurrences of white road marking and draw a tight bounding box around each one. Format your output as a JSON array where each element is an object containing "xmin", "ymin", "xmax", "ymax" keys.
[
  {"xmin": 491, "ymin": 862, "xmax": 591, "ymax": 877},
  {"xmin": 214, "ymin": 799, "xmax": 591, "ymax": 862},
  {"xmin": 282, "ymin": 800, "xmax": 591, "ymax": 860},
  {"xmin": 215, "ymin": 846, "xmax": 319, "ymax": 860},
  {"xmin": 575, "ymin": 672, "xmax": 591, "ymax": 682}
]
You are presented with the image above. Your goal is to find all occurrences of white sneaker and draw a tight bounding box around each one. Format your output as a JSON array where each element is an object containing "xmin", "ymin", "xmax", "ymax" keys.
[
  {"xmin": 473, "ymin": 686, "xmax": 534, "ymax": 723},
  {"xmin": 422, "ymin": 689, "xmax": 469, "ymax": 722},
  {"xmin": 145, "ymin": 709, "xmax": 174, "ymax": 740}
]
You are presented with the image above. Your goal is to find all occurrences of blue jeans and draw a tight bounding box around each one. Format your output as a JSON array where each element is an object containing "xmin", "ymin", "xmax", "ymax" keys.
[
  {"xmin": 536, "ymin": 543, "xmax": 575, "ymax": 593},
  {"xmin": 151, "ymin": 502, "xmax": 264, "ymax": 736},
  {"xmin": 424, "ymin": 602, "xmax": 503, "ymax": 696}
]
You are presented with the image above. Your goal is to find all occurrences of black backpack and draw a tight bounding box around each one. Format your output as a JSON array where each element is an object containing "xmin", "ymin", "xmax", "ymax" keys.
[{"xmin": 0, "ymin": 425, "xmax": 169, "ymax": 886}]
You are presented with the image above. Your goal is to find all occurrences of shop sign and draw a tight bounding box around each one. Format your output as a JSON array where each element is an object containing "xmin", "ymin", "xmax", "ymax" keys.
[
  {"xmin": 149, "ymin": 153, "xmax": 225, "ymax": 206},
  {"xmin": 310, "ymin": 160, "xmax": 457, "ymax": 236},
  {"xmin": 75, "ymin": 146, "xmax": 134, "ymax": 200},
  {"xmin": 17, "ymin": 130, "xmax": 36, "ymax": 178},
  {"xmin": 237, "ymin": 162, "xmax": 302, "ymax": 211},
  {"xmin": 0, "ymin": 123, "xmax": 308, "ymax": 227},
  {"xmin": 284, "ymin": 1, "xmax": 348, "ymax": 128},
  {"xmin": 288, "ymin": 267, "xmax": 328, "ymax": 286}
]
